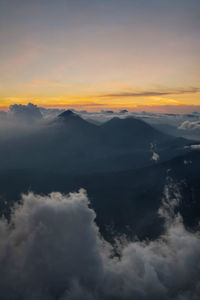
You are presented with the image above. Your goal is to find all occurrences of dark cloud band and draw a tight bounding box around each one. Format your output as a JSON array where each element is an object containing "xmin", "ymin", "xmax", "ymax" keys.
[{"xmin": 100, "ymin": 87, "xmax": 200, "ymax": 98}]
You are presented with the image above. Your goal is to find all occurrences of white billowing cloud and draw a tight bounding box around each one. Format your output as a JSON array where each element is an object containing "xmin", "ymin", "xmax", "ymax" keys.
[
  {"xmin": 185, "ymin": 144, "xmax": 200, "ymax": 150},
  {"xmin": 0, "ymin": 185, "xmax": 200, "ymax": 299},
  {"xmin": 0, "ymin": 189, "xmax": 108, "ymax": 299},
  {"xmin": 178, "ymin": 120, "xmax": 200, "ymax": 131},
  {"xmin": 0, "ymin": 104, "xmax": 46, "ymax": 140},
  {"xmin": 152, "ymin": 151, "xmax": 159, "ymax": 162}
]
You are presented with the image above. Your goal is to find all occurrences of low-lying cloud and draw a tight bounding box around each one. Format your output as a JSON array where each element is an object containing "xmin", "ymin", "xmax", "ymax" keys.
[
  {"xmin": 185, "ymin": 144, "xmax": 200, "ymax": 150},
  {"xmin": 179, "ymin": 120, "xmax": 200, "ymax": 131},
  {"xmin": 0, "ymin": 185, "xmax": 200, "ymax": 300},
  {"xmin": 0, "ymin": 102, "xmax": 200, "ymax": 143},
  {"xmin": 150, "ymin": 143, "xmax": 160, "ymax": 162},
  {"xmin": 8, "ymin": 103, "xmax": 42, "ymax": 123}
]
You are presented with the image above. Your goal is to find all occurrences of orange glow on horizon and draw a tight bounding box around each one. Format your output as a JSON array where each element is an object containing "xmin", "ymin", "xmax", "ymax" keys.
[
  {"xmin": 1, "ymin": 102, "xmax": 200, "ymax": 114},
  {"xmin": 0, "ymin": 88, "xmax": 199, "ymax": 113}
]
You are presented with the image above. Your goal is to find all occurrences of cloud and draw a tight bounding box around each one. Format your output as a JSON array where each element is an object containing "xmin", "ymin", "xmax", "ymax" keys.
[
  {"xmin": 8, "ymin": 103, "xmax": 42, "ymax": 123},
  {"xmin": 0, "ymin": 102, "xmax": 200, "ymax": 142},
  {"xmin": 185, "ymin": 144, "xmax": 200, "ymax": 150},
  {"xmin": 99, "ymin": 87, "xmax": 200, "ymax": 98},
  {"xmin": 152, "ymin": 151, "xmax": 159, "ymax": 162},
  {"xmin": 150, "ymin": 143, "xmax": 160, "ymax": 162},
  {"xmin": 0, "ymin": 103, "xmax": 45, "ymax": 139},
  {"xmin": 178, "ymin": 120, "xmax": 200, "ymax": 130},
  {"xmin": 39, "ymin": 107, "xmax": 65, "ymax": 120},
  {"xmin": 0, "ymin": 184, "xmax": 200, "ymax": 299}
]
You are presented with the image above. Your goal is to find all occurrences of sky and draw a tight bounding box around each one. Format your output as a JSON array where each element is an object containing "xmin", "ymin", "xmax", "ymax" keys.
[{"xmin": 0, "ymin": 0, "xmax": 200, "ymax": 112}]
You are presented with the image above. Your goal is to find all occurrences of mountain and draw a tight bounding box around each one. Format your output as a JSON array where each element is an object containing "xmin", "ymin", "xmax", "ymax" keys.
[
  {"xmin": 101, "ymin": 116, "xmax": 169, "ymax": 147},
  {"xmin": 0, "ymin": 110, "xmax": 199, "ymax": 240},
  {"xmin": 54, "ymin": 110, "xmax": 98, "ymax": 132},
  {"xmin": 0, "ymin": 110, "xmax": 193, "ymax": 174}
]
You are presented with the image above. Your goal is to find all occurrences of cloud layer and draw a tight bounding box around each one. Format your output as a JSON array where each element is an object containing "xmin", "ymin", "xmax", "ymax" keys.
[
  {"xmin": 179, "ymin": 120, "xmax": 200, "ymax": 131},
  {"xmin": 185, "ymin": 144, "xmax": 200, "ymax": 150},
  {"xmin": 0, "ymin": 185, "xmax": 200, "ymax": 300}
]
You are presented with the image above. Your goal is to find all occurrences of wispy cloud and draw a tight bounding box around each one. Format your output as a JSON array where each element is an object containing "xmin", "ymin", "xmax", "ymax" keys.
[{"xmin": 99, "ymin": 87, "xmax": 200, "ymax": 98}]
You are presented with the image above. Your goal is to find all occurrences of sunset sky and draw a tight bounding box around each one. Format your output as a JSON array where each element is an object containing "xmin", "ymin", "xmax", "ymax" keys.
[{"xmin": 0, "ymin": 0, "xmax": 200, "ymax": 112}]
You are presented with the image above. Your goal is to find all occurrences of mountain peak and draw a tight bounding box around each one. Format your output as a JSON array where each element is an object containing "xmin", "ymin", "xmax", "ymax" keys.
[
  {"xmin": 55, "ymin": 110, "xmax": 97, "ymax": 132},
  {"xmin": 51, "ymin": 110, "xmax": 84, "ymax": 127},
  {"xmin": 58, "ymin": 110, "xmax": 78, "ymax": 119}
]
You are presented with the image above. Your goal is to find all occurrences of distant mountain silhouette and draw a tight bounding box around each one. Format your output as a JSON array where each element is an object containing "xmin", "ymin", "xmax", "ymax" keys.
[
  {"xmin": 57, "ymin": 110, "xmax": 86, "ymax": 124},
  {"xmin": 53, "ymin": 109, "xmax": 98, "ymax": 132},
  {"xmin": 58, "ymin": 109, "xmax": 76, "ymax": 118},
  {"xmin": 0, "ymin": 109, "xmax": 199, "ymax": 241},
  {"xmin": 0, "ymin": 110, "xmax": 193, "ymax": 174},
  {"xmin": 101, "ymin": 116, "xmax": 170, "ymax": 148},
  {"xmin": 53, "ymin": 111, "xmax": 187, "ymax": 152}
]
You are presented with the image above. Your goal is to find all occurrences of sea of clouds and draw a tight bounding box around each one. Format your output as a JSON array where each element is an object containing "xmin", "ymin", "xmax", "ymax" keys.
[
  {"xmin": 1, "ymin": 103, "xmax": 200, "ymax": 141},
  {"xmin": 1, "ymin": 103, "xmax": 200, "ymax": 128},
  {"xmin": 0, "ymin": 183, "xmax": 200, "ymax": 300}
]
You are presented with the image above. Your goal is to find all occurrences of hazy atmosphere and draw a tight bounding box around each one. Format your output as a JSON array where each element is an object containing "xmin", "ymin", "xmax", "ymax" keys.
[{"xmin": 0, "ymin": 1, "xmax": 200, "ymax": 299}]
